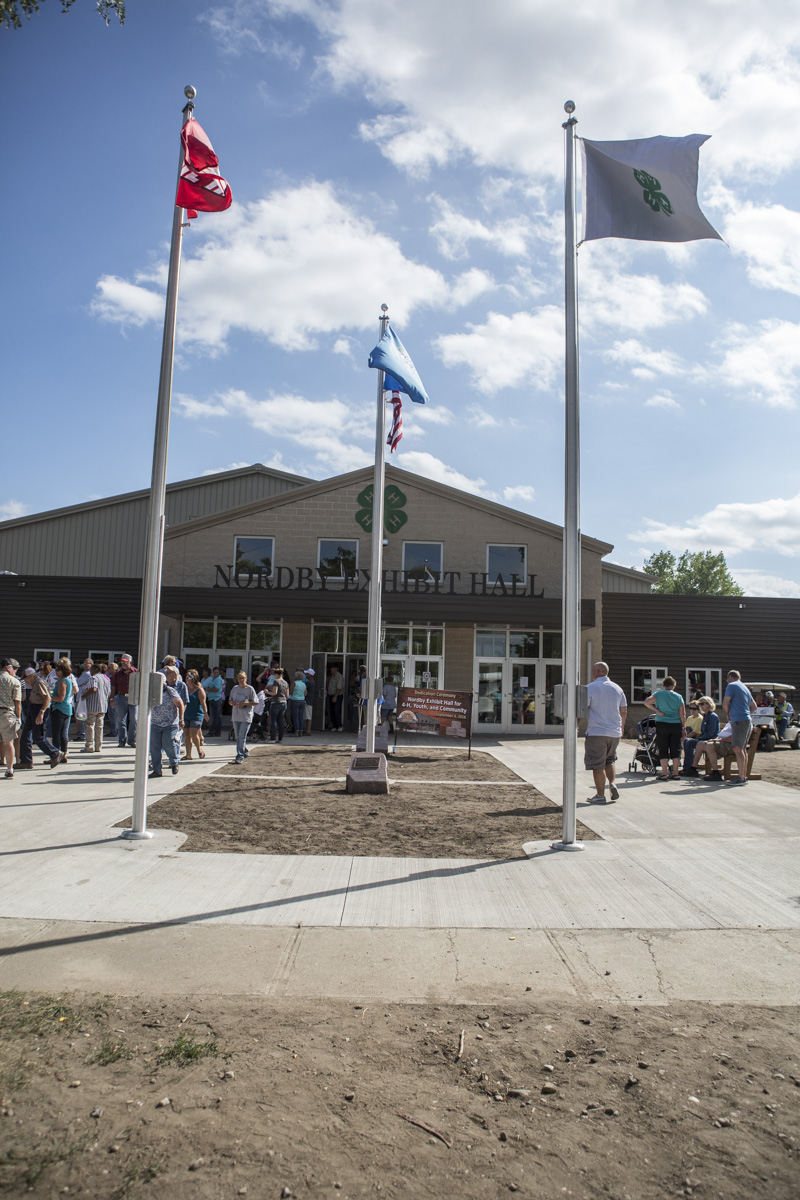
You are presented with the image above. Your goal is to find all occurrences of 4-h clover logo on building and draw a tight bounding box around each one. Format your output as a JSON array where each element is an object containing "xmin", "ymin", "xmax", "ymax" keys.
[
  {"xmin": 633, "ymin": 168, "xmax": 673, "ymax": 216},
  {"xmin": 355, "ymin": 483, "xmax": 408, "ymax": 534}
]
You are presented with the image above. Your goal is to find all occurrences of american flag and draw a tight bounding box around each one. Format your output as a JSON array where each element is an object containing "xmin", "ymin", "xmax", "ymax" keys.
[{"xmin": 386, "ymin": 390, "xmax": 403, "ymax": 453}]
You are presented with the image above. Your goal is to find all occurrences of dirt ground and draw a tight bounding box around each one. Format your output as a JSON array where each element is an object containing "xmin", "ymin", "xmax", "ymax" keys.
[
  {"xmin": 1, "ymin": 991, "xmax": 798, "ymax": 1200},
  {"xmin": 621, "ymin": 739, "xmax": 800, "ymax": 791},
  {"xmin": 119, "ymin": 748, "xmax": 598, "ymax": 859}
]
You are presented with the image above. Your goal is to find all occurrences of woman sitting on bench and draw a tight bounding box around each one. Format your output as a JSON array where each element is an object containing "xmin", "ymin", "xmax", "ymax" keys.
[{"xmin": 681, "ymin": 696, "xmax": 720, "ymax": 776}]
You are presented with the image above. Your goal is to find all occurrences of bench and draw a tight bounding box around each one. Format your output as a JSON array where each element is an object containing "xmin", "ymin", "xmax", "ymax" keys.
[{"xmin": 699, "ymin": 727, "xmax": 761, "ymax": 781}]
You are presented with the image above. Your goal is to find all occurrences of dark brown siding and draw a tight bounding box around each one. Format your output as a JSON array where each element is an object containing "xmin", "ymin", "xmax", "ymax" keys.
[
  {"xmin": 0, "ymin": 576, "xmax": 141, "ymax": 663},
  {"xmin": 603, "ymin": 595, "xmax": 800, "ymax": 693}
]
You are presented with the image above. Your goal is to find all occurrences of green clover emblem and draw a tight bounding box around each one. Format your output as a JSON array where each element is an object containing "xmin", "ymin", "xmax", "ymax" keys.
[
  {"xmin": 355, "ymin": 484, "xmax": 408, "ymax": 534},
  {"xmin": 633, "ymin": 169, "xmax": 673, "ymax": 216}
]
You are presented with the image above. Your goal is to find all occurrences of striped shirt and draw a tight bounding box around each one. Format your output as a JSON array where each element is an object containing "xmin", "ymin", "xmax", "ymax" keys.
[{"xmin": 81, "ymin": 672, "xmax": 111, "ymax": 714}]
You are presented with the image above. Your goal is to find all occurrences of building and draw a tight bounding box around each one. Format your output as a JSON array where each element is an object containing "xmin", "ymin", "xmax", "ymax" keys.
[{"xmin": 2, "ymin": 462, "xmax": 796, "ymax": 733}]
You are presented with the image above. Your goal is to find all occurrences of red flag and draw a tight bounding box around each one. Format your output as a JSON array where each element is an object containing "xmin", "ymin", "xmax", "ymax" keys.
[
  {"xmin": 175, "ymin": 117, "xmax": 232, "ymax": 220},
  {"xmin": 386, "ymin": 391, "xmax": 403, "ymax": 453}
]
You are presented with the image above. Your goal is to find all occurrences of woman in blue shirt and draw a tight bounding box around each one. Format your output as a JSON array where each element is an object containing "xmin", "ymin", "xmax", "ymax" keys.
[
  {"xmin": 680, "ymin": 696, "xmax": 720, "ymax": 776},
  {"xmin": 49, "ymin": 659, "xmax": 74, "ymax": 766},
  {"xmin": 290, "ymin": 671, "xmax": 307, "ymax": 738},
  {"xmin": 644, "ymin": 675, "xmax": 686, "ymax": 781}
]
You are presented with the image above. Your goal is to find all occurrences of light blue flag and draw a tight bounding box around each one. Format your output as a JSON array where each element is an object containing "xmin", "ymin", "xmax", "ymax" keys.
[{"xmin": 368, "ymin": 326, "xmax": 428, "ymax": 405}]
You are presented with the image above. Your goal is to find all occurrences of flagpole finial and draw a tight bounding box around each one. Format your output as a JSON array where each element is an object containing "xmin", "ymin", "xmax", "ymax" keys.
[
  {"xmin": 564, "ymin": 100, "xmax": 575, "ymax": 114},
  {"xmin": 381, "ymin": 304, "xmax": 388, "ymax": 313},
  {"xmin": 185, "ymin": 85, "xmax": 197, "ymax": 100}
]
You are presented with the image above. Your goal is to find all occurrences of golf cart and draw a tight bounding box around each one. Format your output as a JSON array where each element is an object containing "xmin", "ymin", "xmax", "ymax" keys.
[{"xmin": 743, "ymin": 682, "xmax": 800, "ymax": 751}]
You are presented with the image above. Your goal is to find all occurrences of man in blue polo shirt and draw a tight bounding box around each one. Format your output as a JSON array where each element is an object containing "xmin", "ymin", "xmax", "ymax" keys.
[
  {"xmin": 722, "ymin": 670, "xmax": 756, "ymax": 785},
  {"xmin": 584, "ymin": 661, "xmax": 627, "ymax": 804}
]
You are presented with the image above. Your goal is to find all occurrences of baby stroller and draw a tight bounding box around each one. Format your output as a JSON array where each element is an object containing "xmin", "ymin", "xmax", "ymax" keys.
[{"xmin": 629, "ymin": 715, "xmax": 659, "ymax": 775}]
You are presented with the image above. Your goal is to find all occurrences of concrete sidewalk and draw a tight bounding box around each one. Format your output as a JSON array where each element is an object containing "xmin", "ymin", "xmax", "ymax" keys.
[{"xmin": 1, "ymin": 735, "xmax": 798, "ymax": 1004}]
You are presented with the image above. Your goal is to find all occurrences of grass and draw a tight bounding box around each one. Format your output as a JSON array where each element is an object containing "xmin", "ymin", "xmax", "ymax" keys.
[
  {"xmin": 87, "ymin": 1037, "xmax": 135, "ymax": 1066},
  {"xmin": 156, "ymin": 1031, "xmax": 218, "ymax": 1066},
  {"xmin": 116, "ymin": 1161, "xmax": 163, "ymax": 1197}
]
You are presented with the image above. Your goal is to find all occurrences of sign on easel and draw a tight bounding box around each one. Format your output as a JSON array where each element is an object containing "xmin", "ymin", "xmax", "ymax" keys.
[{"xmin": 395, "ymin": 687, "xmax": 474, "ymax": 758}]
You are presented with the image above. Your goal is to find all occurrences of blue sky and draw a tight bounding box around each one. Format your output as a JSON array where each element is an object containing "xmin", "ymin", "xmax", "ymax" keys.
[{"xmin": 3, "ymin": 0, "xmax": 800, "ymax": 595}]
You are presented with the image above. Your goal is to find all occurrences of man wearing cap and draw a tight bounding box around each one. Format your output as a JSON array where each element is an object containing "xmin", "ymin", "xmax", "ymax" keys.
[
  {"xmin": 110, "ymin": 655, "xmax": 138, "ymax": 748},
  {"xmin": 303, "ymin": 668, "xmax": 315, "ymax": 735},
  {"xmin": 18, "ymin": 662, "xmax": 59, "ymax": 769},
  {"xmin": 0, "ymin": 659, "xmax": 22, "ymax": 779}
]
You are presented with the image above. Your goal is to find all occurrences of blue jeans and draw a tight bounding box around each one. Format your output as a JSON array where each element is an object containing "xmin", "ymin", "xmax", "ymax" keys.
[
  {"xmin": 290, "ymin": 699, "xmax": 305, "ymax": 733},
  {"xmin": 683, "ymin": 737, "xmax": 700, "ymax": 768},
  {"xmin": 777, "ymin": 716, "xmax": 789, "ymax": 739},
  {"xmin": 149, "ymin": 722, "xmax": 179, "ymax": 774},
  {"xmin": 114, "ymin": 696, "xmax": 137, "ymax": 745},
  {"xmin": 269, "ymin": 702, "xmax": 286, "ymax": 741},
  {"xmin": 20, "ymin": 704, "xmax": 58, "ymax": 763},
  {"xmin": 233, "ymin": 719, "xmax": 250, "ymax": 760},
  {"xmin": 51, "ymin": 709, "xmax": 71, "ymax": 757},
  {"xmin": 207, "ymin": 698, "xmax": 223, "ymax": 737}
]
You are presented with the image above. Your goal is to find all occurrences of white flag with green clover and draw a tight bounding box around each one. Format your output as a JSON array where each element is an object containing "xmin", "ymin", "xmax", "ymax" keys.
[{"xmin": 581, "ymin": 134, "xmax": 721, "ymax": 243}]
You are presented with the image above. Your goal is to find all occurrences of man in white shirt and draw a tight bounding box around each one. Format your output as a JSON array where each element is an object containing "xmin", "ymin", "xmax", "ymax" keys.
[{"xmin": 584, "ymin": 661, "xmax": 627, "ymax": 805}]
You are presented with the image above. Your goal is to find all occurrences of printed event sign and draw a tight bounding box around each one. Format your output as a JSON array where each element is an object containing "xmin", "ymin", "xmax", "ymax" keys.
[{"xmin": 397, "ymin": 687, "xmax": 473, "ymax": 739}]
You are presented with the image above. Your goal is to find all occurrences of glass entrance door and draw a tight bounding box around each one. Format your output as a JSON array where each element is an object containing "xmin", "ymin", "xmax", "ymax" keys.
[
  {"xmin": 476, "ymin": 661, "xmax": 504, "ymax": 726},
  {"xmin": 543, "ymin": 662, "xmax": 564, "ymax": 730},
  {"xmin": 511, "ymin": 662, "xmax": 537, "ymax": 728}
]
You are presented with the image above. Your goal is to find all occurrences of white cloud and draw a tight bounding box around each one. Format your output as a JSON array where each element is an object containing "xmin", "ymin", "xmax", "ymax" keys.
[
  {"xmin": 92, "ymin": 275, "xmax": 164, "ymax": 327},
  {"xmin": 631, "ymin": 491, "xmax": 800, "ymax": 559},
  {"xmin": 722, "ymin": 200, "xmax": 800, "ymax": 296},
  {"xmin": 201, "ymin": 461, "xmax": 252, "ymax": 476},
  {"xmin": 580, "ymin": 249, "xmax": 708, "ymax": 334},
  {"xmin": 716, "ymin": 320, "xmax": 800, "ymax": 408},
  {"xmin": 0, "ymin": 500, "xmax": 29, "ymax": 520},
  {"xmin": 731, "ymin": 569, "xmax": 800, "ymax": 599},
  {"xmin": 604, "ymin": 339, "xmax": 688, "ymax": 380},
  {"xmin": 264, "ymin": 1, "xmax": 800, "ymax": 180},
  {"xmin": 93, "ymin": 181, "xmax": 494, "ymax": 352},
  {"xmin": 333, "ymin": 336, "xmax": 356, "ymax": 359},
  {"xmin": 394, "ymin": 451, "xmax": 491, "ymax": 497},
  {"xmin": 435, "ymin": 307, "xmax": 563, "ymax": 394},
  {"xmin": 468, "ymin": 405, "xmax": 501, "ymax": 428},
  {"xmin": 428, "ymin": 195, "xmax": 532, "ymax": 260},
  {"xmin": 180, "ymin": 387, "xmax": 374, "ymax": 471},
  {"xmin": 644, "ymin": 392, "xmax": 681, "ymax": 411},
  {"xmin": 503, "ymin": 484, "xmax": 536, "ymax": 509}
]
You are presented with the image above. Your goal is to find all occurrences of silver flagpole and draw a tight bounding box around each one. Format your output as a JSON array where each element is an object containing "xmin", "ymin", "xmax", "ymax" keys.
[
  {"xmin": 123, "ymin": 85, "xmax": 196, "ymax": 839},
  {"xmin": 553, "ymin": 101, "xmax": 584, "ymax": 852},
  {"xmin": 365, "ymin": 304, "xmax": 390, "ymax": 755}
]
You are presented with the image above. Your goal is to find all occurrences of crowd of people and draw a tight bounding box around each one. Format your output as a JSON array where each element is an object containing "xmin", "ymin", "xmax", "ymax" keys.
[{"xmin": 0, "ymin": 654, "xmax": 400, "ymax": 780}]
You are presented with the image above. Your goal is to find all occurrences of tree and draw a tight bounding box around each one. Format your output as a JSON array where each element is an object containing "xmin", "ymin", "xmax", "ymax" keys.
[
  {"xmin": 643, "ymin": 549, "xmax": 744, "ymax": 596},
  {"xmin": 1, "ymin": 1, "xmax": 125, "ymax": 30}
]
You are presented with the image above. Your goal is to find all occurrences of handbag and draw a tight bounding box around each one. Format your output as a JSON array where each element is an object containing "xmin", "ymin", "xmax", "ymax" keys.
[{"xmin": 76, "ymin": 696, "xmax": 88, "ymax": 721}]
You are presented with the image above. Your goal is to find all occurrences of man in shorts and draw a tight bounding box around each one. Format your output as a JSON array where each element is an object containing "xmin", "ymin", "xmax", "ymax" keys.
[
  {"xmin": 583, "ymin": 662, "xmax": 627, "ymax": 804},
  {"xmin": 0, "ymin": 658, "xmax": 22, "ymax": 779},
  {"xmin": 722, "ymin": 670, "xmax": 756, "ymax": 785}
]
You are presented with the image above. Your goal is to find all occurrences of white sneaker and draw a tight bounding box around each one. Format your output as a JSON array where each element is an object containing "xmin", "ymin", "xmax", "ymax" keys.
[{"xmin": 609, "ymin": 784, "xmax": 619, "ymax": 801}]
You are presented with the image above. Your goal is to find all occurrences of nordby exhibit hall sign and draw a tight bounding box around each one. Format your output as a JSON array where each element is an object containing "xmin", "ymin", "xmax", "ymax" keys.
[{"xmin": 212, "ymin": 565, "xmax": 545, "ymax": 598}]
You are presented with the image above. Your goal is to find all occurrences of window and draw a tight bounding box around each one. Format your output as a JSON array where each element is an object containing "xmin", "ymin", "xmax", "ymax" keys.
[
  {"xmin": 346, "ymin": 627, "xmax": 368, "ymax": 654},
  {"xmin": 402, "ymin": 541, "xmax": 442, "ymax": 582},
  {"xmin": 632, "ymin": 667, "xmax": 667, "ymax": 704},
  {"xmin": 382, "ymin": 626, "xmax": 409, "ymax": 655},
  {"xmin": 509, "ymin": 631, "xmax": 540, "ymax": 659},
  {"xmin": 35, "ymin": 648, "xmax": 71, "ymax": 664},
  {"xmin": 181, "ymin": 619, "xmax": 282, "ymax": 660},
  {"xmin": 234, "ymin": 536, "xmax": 274, "ymax": 578},
  {"xmin": 476, "ymin": 629, "xmax": 507, "ymax": 657},
  {"xmin": 412, "ymin": 627, "xmax": 443, "ymax": 656},
  {"xmin": 318, "ymin": 539, "xmax": 358, "ymax": 580},
  {"xmin": 686, "ymin": 668, "xmax": 722, "ymax": 704},
  {"xmin": 312, "ymin": 624, "xmax": 344, "ymax": 654},
  {"xmin": 487, "ymin": 544, "xmax": 526, "ymax": 584},
  {"xmin": 542, "ymin": 631, "xmax": 562, "ymax": 659}
]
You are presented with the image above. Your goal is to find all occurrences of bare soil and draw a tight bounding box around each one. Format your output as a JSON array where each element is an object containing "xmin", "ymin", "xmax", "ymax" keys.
[
  {"xmin": 118, "ymin": 748, "xmax": 598, "ymax": 859},
  {"xmin": 1, "ymin": 991, "xmax": 797, "ymax": 1200}
]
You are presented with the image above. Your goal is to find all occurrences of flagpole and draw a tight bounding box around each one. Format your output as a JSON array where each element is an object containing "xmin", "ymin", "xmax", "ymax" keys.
[
  {"xmin": 365, "ymin": 304, "xmax": 390, "ymax": 755},
  {"xmin": 123, "ymin": 85, "xmax": 196, "ymax": 839},
  {"xmin": 553, "ymin": 100, "xmax": 584, "ymax": 852}
]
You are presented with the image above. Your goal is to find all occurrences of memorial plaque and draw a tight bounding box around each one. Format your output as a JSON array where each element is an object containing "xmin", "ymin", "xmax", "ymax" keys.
[{"xmin": 346, "ymin": 751, "xmax": 389, "ymax": 795}]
